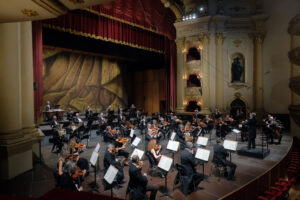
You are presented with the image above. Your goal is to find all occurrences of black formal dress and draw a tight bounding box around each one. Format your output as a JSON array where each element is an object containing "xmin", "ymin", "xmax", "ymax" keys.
[
  {"xmin": 213, "ymin": 143, "xmax": 236, "ymax": 179},
  {"xmin": 180, "ymin": 148, "xmax": 204, "ymax": 194},
  {"xmin": 104, "ymin": 150, "xmax": 124, "ymax": 184},
  {"xmin": 128, "ymin": 163, "xmax": 157, "ymax": 200}
]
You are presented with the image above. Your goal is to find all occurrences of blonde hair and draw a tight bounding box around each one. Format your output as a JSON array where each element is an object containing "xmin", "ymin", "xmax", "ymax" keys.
[{"xmin": 148, "ymin": 139, "xmax": 157, "ymax": 152}]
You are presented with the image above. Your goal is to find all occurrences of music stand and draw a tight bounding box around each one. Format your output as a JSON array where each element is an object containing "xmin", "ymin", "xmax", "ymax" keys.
[
  {"xmin": 158, "ymin": 155, "xmax": 173, "ymax": 199},
  {"xmin": 104, "ymin": 165, "xmax": 119, "ymax": 198},
  {"xmin": 195, "ymin": 148, "xmax": 210, "ymax": 175},
  {"xmin": 223, "ymin": 140, "xmax": 238, "ymax": 162},
  {"xmin": 232, "ymin": 129, "xmax": 241, "ymax": 141},
  {"xmin": 89, "ymin": 143, "xmax": 100, "ymax": 192},
  {"xmin": 196, "ymin": 136, "xmax": 208, "ymax": 148},
  {"xmin": 166, "ymin": 140, "xmax": 179, "ymax": 171}
]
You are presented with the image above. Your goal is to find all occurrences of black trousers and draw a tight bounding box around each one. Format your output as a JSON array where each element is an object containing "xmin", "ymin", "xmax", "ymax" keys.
[
  {"xmin": 222, "ymin": 160, "xmax": 236, "ymax": 178},
  {"xmin": 248, "ymin": 137, "xmax": 255, "ymax": 148},
  {"xmin": 146, "ymin": 185, "xmax": 158, "ymax": 200}
]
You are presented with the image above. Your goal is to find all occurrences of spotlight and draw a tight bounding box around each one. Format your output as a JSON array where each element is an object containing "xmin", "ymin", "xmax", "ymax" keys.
[
  {"xmin": 189, "ymin": 14, "xmax": 192, "ymax": 20},
  {"xmin": 192, "ymin": 14, "xmax": 196, "ymax": 19},
  {"xmin": 199, "ymin": 7, "xmax": 204, "ymax": 12}
]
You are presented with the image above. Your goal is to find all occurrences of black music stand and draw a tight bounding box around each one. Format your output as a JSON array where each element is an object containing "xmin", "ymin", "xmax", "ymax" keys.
[{"xmin": 159, "ymin": 171, "xmax": 173, "ymax": 199}]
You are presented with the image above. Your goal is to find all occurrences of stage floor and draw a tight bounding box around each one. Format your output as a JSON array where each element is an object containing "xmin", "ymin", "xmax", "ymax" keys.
[{"xmin": 0, "ymin": 129, "xmax": 293, "ymax": 200}]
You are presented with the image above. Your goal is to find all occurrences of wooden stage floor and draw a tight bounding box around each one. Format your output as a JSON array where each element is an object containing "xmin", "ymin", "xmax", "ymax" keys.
[{"xmin": 0, "ymin": 129, "xmax": 293, "ymax": 200}]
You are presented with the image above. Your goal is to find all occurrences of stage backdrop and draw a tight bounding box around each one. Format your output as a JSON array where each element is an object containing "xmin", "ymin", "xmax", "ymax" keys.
[{"xmin": 42, "ymin": 47, "xmax": 127, "ymax": 112}]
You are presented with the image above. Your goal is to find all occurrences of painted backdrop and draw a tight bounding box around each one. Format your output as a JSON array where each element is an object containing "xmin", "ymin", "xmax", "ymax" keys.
[{"xmin": 43, "ymin": 48, "xmax": 127, "ymax": 112}]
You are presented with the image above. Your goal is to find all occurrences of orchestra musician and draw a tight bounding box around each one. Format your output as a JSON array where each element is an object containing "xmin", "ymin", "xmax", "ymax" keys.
[
  {"xmin": 104, "ymin": 144, "xmax": 125, "ymax": 185},
  {"xmin": 180, "ymin": 142, "xmax": 204, "ymax": 194},
  {"xmin": 45, "ymin": 100, "xmax": 51, "ymax": 111},
  {"xmin": 213, "ymin": 108, "xmax": 222, "ymax": 120},
  {"xmin": 147, "ymin": 139, "xmax": 162, "ymax": 164},
  {"xmin": 213, "ymin": 139, "xmax": 236, "ymax": 180},
  {"xmin": 145, "ymin": 123, "xmax": 155, "ymax": 151},
  {"xmin": 128, "ymin": 155, "xmax": 158, "ymax": 200},
  {"xmin": 50, "ymin": 115, "xmax": 63, "ymax": 153},
  {"xmin": 85, "ymin": 105, "xmax": 93, "ymax": 120},
  {"xmin": 73, "ymin": 113, "xmax": 83, "ymax": 125},
  {"xmin": 263, "ymin": 115, "xmax": 283, "ymax": 144},
  {"xmin": 177, "ymin": 124, "xmax": 186, "ymax": 149},
  {"xmin": 67, "ymin": 107, "xmax": 74, "ymax": 121}
]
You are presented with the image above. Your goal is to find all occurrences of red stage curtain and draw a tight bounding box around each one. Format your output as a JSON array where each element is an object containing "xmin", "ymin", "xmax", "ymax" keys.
[{"xmin": 32, "ymin": 21, "xmax": 43, "ymax": 122}]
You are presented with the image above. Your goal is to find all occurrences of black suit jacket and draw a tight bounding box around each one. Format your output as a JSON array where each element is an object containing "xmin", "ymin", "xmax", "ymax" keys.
[
  {"xmin": 128, "ymin": 163, "xmax": 148, "ymax": 199},
  {"xmin": 180, "ymin": 149, "xmax": 197, "ymax": 177},
  {"xmin": 50, "ymin": 120, "xmax": 59, "ymax": 128},
  {"xmin": 104, "ymin": 150, "xmax": 118, "ymax": 170},
  {"xmin": 213, "ymin": 143, "xmax": 228, "ymax": 163},
  {"xmin": 246, "ymin": 117, "xmax": 256, "ymax": 138}
]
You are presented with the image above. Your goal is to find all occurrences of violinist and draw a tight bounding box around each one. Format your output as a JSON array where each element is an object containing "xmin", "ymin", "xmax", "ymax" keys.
[
  {"xmin": 139, "ymin": 115, "xmax": 148, "ymax": 130},
  {"xmin": 114, "ymin": 137, "xmax": 130, "ymax": 166},
  {"xmin": 145, "ymin": 123, "xmax": 155, "ymax": 151},
  {"xmin": 147, "ymin": 139, "xmax": 162, "ymax": 165},
  {"xmin": 213, "ymin": 108, "xmax": 222, "ymax": 120},
  {"xmin": 104, "ymin": 144, "xmax": 125, "ymax": 185},
  {"xmin": 128, "ymin": 155, "xmax": 158, "ymax": 200},
  {"xmin": 51, "ymin": 115, "xmax": 63, "ymax": 153},
  {"xmin": 105, "ymin": 126, "xmax": 119, "ymax": 143}
]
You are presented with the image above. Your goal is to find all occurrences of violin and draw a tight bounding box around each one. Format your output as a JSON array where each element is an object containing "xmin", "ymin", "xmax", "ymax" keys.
[
  {"xmin": 116, "ymin": 137, "xmax": 128, "ymax": 143},
  {"xmin": 74, "ymin": 143, "xmax": 85, "ymax": 149},
  {"xmin": 110, "ymin": 129, "xmax": 118, "ymax": 134},
  {"xmin": 65, "ymin": 154, "xmax": 79, "ymax": 162},
  {"xmin": 154, "ymin": 145, "xmax": 161, "ymax": 150},
  {"xmin": 125, "ymin": 122, "xmax": 136, "ymax": 129},
  {"xmin": 72, "ymin": 169, "xmax": 84, "ymax": 179},
  {"xmin": 198, "ymin": 121, "xmax": 207, "ymax": 128}
]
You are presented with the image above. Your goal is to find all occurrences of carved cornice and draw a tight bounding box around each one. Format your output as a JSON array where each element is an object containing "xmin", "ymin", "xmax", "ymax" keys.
[
  {"xmin": 249, "ymin": 32, "xmax": 265, "ymax": 44},
  {"xmin": 228, "ymin": 82, "xmax": 247, "ymax": 90},
  {"xmin": 21, "ymin": 9, "xmax": 39, "ymax": 17},
  {"xmin": 289, "ymin": 76, "xmax": 300, "ymax": 95},
  {"xmin": 289, "ymin": 47, "xmax": 300, "ymax": 66}
]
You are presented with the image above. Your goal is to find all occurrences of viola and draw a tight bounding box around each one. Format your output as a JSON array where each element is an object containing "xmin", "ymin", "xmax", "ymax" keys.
[{"xmin": 198, "ymin": 121, "xmax": 207, "ymax": 128}]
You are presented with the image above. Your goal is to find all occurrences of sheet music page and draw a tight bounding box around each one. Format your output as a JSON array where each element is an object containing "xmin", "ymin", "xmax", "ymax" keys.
[
  {"xmin": 94, "ymin": 143, "xmax": 100, "ymax": 153},
  {"xmin": 232, "ymin": 129, "xmax": 241, "ymax": 134},
  {"xmin": 132, "ymin": 137, "xmax": 141, "ymax": 147},
  {"xmin": 90, "ymin": 151, "xmax": 99, "ymax": 166},
  {"xmin": 195, "ymin": 148, "xmax": 210, "ymax": 161},
  {"xmin": 223, "ymin": 140, "xmax": 238, "ymax": 151},
  {"xmin": 170, "ymin": 132, "xmax": 176, "ymax": 141},
  {"xmin": 196, "ymin": 136, "xmax": 208, "ymax": 146},
  {"xmin": 104, "ymin": 165, "xmax": 118, "ymax": 184},
  {"xmin": 131, "ymin": 148, "xmax": 144, "ymax": 160},
  {"xmin": 130, "ymin": 129, "xmax": 134, "ymax": 137},
  {"xmin": 158, "ymin": 155, "xmax": 173, "ymax": 172},
  {"xmin": 166, "ymin": 140, "xmax": 179, "ymax": 152}
]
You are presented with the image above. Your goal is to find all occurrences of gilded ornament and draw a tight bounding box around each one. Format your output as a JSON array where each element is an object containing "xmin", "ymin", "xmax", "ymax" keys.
[{"xmin": 21, "ymin": 9, "xmax": 39, "ymax": 17}]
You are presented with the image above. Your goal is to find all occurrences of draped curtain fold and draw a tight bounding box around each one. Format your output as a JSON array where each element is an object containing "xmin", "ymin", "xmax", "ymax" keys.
[
  {"xmin": 32, "ymin": 21, "xmax": 43, "ymax": 122},
  {"xmin": 33, "ymin": 0, "xmax": 176, "ymax": 117}
]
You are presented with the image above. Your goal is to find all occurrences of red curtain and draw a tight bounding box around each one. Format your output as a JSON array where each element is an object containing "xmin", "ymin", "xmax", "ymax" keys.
[{"xmin": 32, "ymin": 21, "xmax": 43, "ymax": 122}]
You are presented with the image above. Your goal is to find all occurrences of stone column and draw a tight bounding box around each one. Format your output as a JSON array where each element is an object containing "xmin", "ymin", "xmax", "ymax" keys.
[
  {"xmin": 0, "ymin": 23, "xmax": 23, "ymax": 140},
  {"xmin": 201, "ymin": 33, "xmax": 211, "ymax": 114},
  {"xmin": 175, "ymin": 37, "xmax": 185, "ymax": 113},
  {"xmin": 253, "ymin": 32, "xmax": 265, "ymax": 117},
  {"xmin": 21, "ymin": 22, "xmax": 36, "ymax": 134},
  {"xmin": 0, "ymin": 22, "xmax": 38, "ymax": 180},
  {"xmin": 215, "ymin": 32, "xmax": 225, "ymax": 111}
]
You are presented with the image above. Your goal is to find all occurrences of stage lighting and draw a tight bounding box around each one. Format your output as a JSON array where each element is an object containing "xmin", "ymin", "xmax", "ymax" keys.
[
  {"xmin": 192, "ymin": 14, "xmax": 196, "ymax": 19},
  {"xmin": 199, "ymin": 7, "xmax": 204, "ymax": 12}
]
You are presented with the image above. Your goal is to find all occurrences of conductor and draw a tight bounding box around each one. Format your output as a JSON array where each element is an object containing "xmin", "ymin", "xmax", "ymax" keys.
[{"xmin": 246, "ymin": 112, "xmax": 257, "ymax": 149}]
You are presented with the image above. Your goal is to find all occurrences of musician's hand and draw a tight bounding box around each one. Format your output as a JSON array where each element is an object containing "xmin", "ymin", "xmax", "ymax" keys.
[
  {"xmin": 78, "ymin": 186, "xmax": 83, "ymax": 191},
  {"xmin": 143, "ymin": 173, "xmax": 147, "ymax": 177}
]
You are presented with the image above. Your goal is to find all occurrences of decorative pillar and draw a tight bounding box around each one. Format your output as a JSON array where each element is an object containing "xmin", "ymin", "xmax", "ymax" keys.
[
  {"xmin": 201, "ymin": 33, "xmax": 211, "ymax": 114},
  {"xmin": 0, "ymin": 22, "xmax": 40, "ymax": 180},
  {"xmin": 215, "ymin": 32, "xmax": 225, "ymax": 111},
  {"xmin": 253, "ymin": 32, "xmax": 265, "ymax": 118},
  {"xmin": 21, "ymin": 22, "xmax": 36, "ymax": 134},
  {"xmin": 175, "ymin": 37, "xmax": 185, "ymax": 113}
]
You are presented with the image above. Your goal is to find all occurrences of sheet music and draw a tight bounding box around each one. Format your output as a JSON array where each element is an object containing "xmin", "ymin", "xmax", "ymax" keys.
[
  {"xmin": 132, "ymin": 137, "xmax": 141, "ymax": 147},
  {"xmin": 94, "ymin": 143, "xmax": 100, "ymax": 153},
  {"xmin": 104, "ymin": 165, "xmax": 118, "ymax": 184},
  {"xmin": 158, "ymin": 155, "xmax": 173, "ymax": 172},
  {"xmin": 131, "ymin": 148, "xmax": 144, "ymax": 160},
  {"xmin": 223, "ymin": 140, "xmax": 238, "ymax": 151},
  {"xmin": 170, "ymin": 132, "xmax": 176, "ymax": 141},
  {"xmin": 90, "ymin": 151, "xmax": 99, "ymax": 166},
  {"xmin": 166, "ymin": 140, "xmax": 179, "ymax": 152},
  {"xmin": 232, "ymin": 129, "xmax": 241, "ymax": 134},
  {"xmin": 195, "ymin": 148, "xmax": 210, "ymax": 161},
  {"xmin": 130, "ymin": 129, "xmax": 134, "ymax": 138},
  {"xmin": 196, "ymin": 136, "xmax": 208, "ymax": 146}
]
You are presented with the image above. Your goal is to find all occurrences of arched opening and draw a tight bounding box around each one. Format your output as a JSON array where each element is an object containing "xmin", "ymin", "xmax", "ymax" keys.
[
  {"xmin": 230, "ymin": 98, "xmax": 246, "ymax": 119},
  {"xmin": 186, "ymin": 47, "xmax": 201, "ymax": 62},
  {"xmin": 187, "ymin": 73, "xmax": 201, "ymax": 87},
  {"xmin": 186, "ymin": 100, "xmax": 201, "ymax": 112}
]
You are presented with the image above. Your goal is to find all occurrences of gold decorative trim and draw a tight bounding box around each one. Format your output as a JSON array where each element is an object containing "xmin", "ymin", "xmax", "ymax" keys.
[
  {"xmin": 82, "ymin": 8, "xmax": 165, "ymax": 36},
  {"xmin": 21, "ymin": 9, "xmax": 39, "ymax": 17},
  {"xmin": 215, "ymin": 32, "xmax": 225, "ymax": 45},
  {"xmin": 43, "ymin": 24, "xmax": 164, "ymax": 54},
  {"xmin": 69, "ymin": 0, "xmax": 84, "ymax": 4}
]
